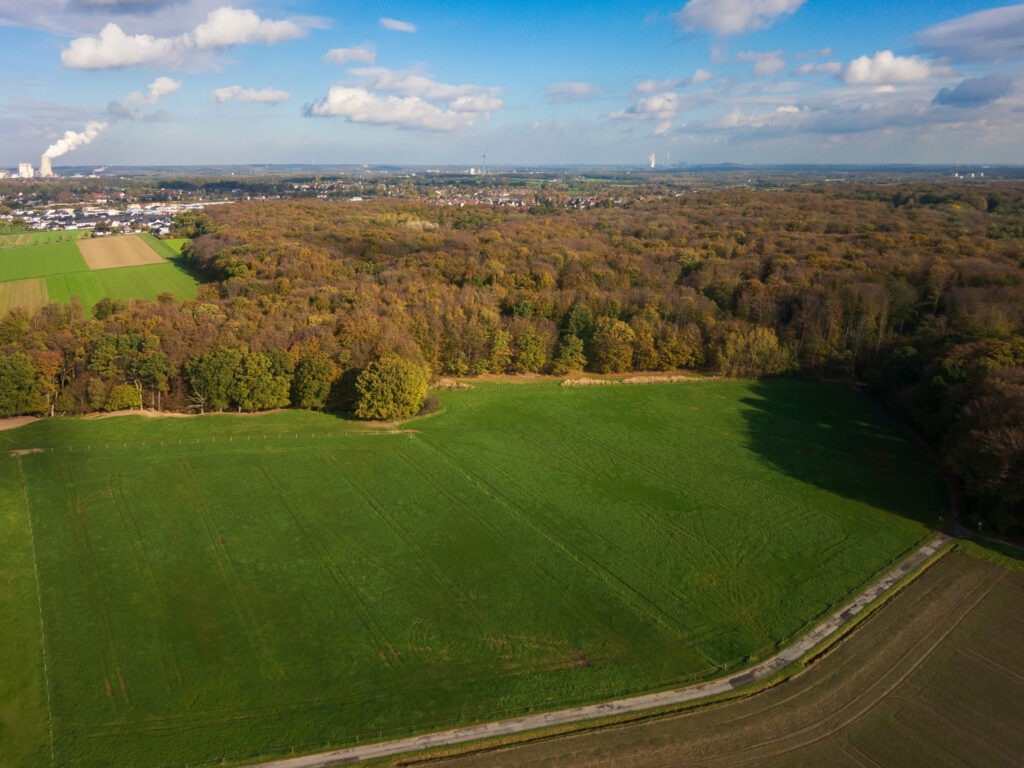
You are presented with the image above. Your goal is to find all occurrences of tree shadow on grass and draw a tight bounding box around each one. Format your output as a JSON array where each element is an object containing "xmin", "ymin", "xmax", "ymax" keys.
[{"xmin": 738, "ymin": 378, "xmax": 946, "ymax": 528}]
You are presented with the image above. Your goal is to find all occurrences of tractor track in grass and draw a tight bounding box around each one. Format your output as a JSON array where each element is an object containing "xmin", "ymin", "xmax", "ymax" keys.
[{"xmin": 243, "ymin": 533, "xmax": 951, "ymax": 768}]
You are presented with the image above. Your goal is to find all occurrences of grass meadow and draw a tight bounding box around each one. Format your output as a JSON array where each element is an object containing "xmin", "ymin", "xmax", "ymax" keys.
[
  {"xmin": 0, "ymin": 234, "xmax": 198, "ymax": 313},
  {"xmin": 0, "ymin": 380, "xmax": 943, "ymax": 768},
  {"xmin": 0, "ymin": 231, "xmax": 86, "ymax": 249}
]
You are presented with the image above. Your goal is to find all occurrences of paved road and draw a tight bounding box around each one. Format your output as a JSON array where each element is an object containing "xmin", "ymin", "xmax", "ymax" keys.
[{"xmin": 248, "ymin": 534, "xmax": 952, "ymax": 768}]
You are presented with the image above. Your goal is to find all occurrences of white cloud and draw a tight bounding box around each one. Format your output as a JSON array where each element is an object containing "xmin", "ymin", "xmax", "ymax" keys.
[
  {"xmin": 843, "ymin": 50, "xmax": 935, "ymax": 85},
  {"xmin": 61, "ymin": 22, "xmax": 177, "ymax": 68},
  {"xmin": 738, "ymin": 50, "xmax": 786, "ymax": 76},
  {"xmin": 611, "ymin": 91, "xmax": 681, "ymax": 135},
  {"xmin": 795, "ymin": 61, "xmax": 842, "ymax": 76},
  {"xmin": 305, "ymin": 68, "xmax": 501, "ymax": 131},
  {"xmin": 547, "ymin": 81, "xmax": 603, "ymax": 102},
  {"xmin": 674, "ymin": 0, "xmax": 805, "ymax": 35},
  {"xmin": 348, "ymin": 67, "xmax": 501, "ymax": 106},
  {"xmin": 211, "ymin": 85, "xmax": 290, "ymax": 104},
  {"xmin": 191, "ymin": 7, "xmax": 301, "ymax": 48},
  {"xmin": 380, "ymin": 17, "xmax": 416, "ymax": 33},
  {"xmin": 305, "ymin": 87, "xmax": 474, "ymax": 130},
  {"xmin": 323, "ymin": 45, "xmax": 376, "ymax": 65},
  {"xmin": 124, "ymin": 75, "xmax": 181, "ymax": 105},
  {"xmin": 61, "ymin": 6, "xmax": 307, "ymax": 69},
  {"xmin": 918, "ymin": 4, "xmax": 1024, "ymax": 64}
]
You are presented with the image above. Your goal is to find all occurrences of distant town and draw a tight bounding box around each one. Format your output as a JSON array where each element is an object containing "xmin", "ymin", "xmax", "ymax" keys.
[{"xmin": 3, "ymin": 162, "xmax": 1020, "ymax": 236}]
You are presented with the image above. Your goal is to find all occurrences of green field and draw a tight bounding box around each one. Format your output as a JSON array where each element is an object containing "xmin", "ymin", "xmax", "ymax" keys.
[
  {"xmin": 0, "ymin": 241, "xmax": 89, "ymax": 282},
  {"xmin": 45, "ymin": 262, "xmax": 198, "ymax": 305},
  {"xmin": 0, "ymin": 231, "xmax": 86, "ymax": 249},
  {"xmin": 428, "ymin": 550, "xmax": 1024, "ymax": 768},
  {"xmin": 0, "ymin": 380, "xmax": 942, "ymax": 768},
  {"xmin": 0, "ymin": 234, "xmax": 198, "ymax": 314}
]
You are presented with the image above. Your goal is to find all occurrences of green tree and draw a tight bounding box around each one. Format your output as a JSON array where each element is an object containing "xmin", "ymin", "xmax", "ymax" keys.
[
  {"xmin": 292, "ymin": 352, "xmax": 338, "ymax": 410},
  {"xmin": 589, "ymin": 317, "xmax": 635, "ymax": 373},
  {"xmin": 183, "ymin": 347, "xmax": 243, "ymax": 413},
  {"xmin": 490, "ymin": 330, "xmax": 513, "ymax": 374},
  {"xmin": 131, "ymin": 350, "xmax": 174, "ymax": 410},
  {"xmin": 233, "ymin": 352, "xmax": 292, "ymax": 412},
  {"xmin": 514, "ymin": 330, "xmax": 546, "ymax": 373},
  {"xmin": 354, "ymin": 354, "xmax": 429, "ymax": 420},
  {"xmin": 105, "ymin": 383, "xmax": 142, "ymax": 411},
  {"xmin": 0, "ymin": 352, "xmax": 42, "ymax": 416},
  {"xmin": 550, "ymin": 334, "xmax": 587, "ymax": 375}
]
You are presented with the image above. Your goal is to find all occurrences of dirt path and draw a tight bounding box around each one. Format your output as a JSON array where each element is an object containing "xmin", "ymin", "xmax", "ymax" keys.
[
  {"xmin": 0, "ymin": 416, "xmax": 39, "ymax": 432},
  {"xmin": 245, "ymin": 534, "xmax": 952, "ymax": 768}
]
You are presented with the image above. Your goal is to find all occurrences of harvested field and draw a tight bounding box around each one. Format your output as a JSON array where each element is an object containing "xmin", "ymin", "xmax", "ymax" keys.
[
  {"xmin": 421, "ymin": 550, "xmax": 1024, "ymax": 768},
  {"xmin": 0, "ymin": 277, "xmax": 48, "ymax": 314},
  {"xmin": 77, "ymin": 234, "xmax": 166, "ymax": 269}
]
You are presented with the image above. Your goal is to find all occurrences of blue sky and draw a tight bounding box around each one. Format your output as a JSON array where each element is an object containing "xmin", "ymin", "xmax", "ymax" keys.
[{"xmin": 1, "ymin": 1, "xmax": 1022, "ymax": 168}]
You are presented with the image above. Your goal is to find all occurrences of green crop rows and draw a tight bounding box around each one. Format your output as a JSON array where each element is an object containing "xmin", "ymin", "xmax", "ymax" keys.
[{"xmin": 0, "ymin": 380, "xmax": 942, "ymax": 768}]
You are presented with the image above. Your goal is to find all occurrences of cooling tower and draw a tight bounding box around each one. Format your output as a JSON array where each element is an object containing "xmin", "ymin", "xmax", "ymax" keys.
[{"xmin": 40, "ymin": 155, "xmax": 53, "ymax": 178}]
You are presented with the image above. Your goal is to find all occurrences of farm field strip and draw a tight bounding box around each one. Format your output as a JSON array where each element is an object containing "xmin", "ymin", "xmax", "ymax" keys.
[
  {"xmin": 0, "ymin": 278, "xmax": 49, "ymax": 314},
  {"xmin": 0, "ymin": 241, "xmax": 90, "ymax": 282},
  {"xmin": 77, "ymin": 234, "xmax": 167, "ymax": 270},
  {"xmin": 0, "ymin": 231, "xmax": 86, "ymax": 249},
  {"xmin": 2, "ymin": 381, "xmax": 942, "ymax": 768}
]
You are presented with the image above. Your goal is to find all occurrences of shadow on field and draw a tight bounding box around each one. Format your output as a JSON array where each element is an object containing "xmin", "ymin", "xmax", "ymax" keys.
[{"xmin": 739, "ymin": 378, "xmax": 943, "ymax": 526}]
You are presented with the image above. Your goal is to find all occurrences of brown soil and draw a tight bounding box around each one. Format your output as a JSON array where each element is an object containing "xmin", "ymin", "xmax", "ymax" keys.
[
  {"xmin": 0, "ymin": 416, "xmax": 39, "ymax": 431},
  {"xmin": 78, "ymin": 234, "xmax": 165, "ymax": 270}
]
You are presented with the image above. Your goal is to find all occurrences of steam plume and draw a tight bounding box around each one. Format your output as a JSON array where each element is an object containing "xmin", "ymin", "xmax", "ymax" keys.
[{"xmin": 43, "ymin": 120, "xmax": 109, "ymax": 159}]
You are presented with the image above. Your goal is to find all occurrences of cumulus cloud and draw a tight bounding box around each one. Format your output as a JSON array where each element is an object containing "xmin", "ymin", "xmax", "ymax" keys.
[
  {"xmin": 305, "ymin": 88, "xmax": 473, "ymax": 130},
  {"xmin": 547, "ymin": 81, "xmax": 603, "ymax": 102},
  {"xmin": 843, "ymin": 50, "xmax": 935, "ymax": 85},
  {"xmin": 191, "ymin": 7, "xmax": 301, "ymax": 47},
  {"xmin": 933, "ymin": 74, "xmax": 1014, "ymax": 108},
  {"xmin": 918, "ymin": 4, "xmax": 1024, "ymax": 64},
  {"xmin": 323, "ymin": 45, "xmax": 376, "ymax": 65},
  {"xmin": 674, "ymin": 0, "xmax": 805, "ymax": 35},
  {"xmin": 211, "ymin": 85, "xmax": 290, "ymax": 104},
  {"xmin": 611, "ymin": 92, "xmax": 681, "ymax": 135},
  {"xmin": 738, "ymin": 50, "xmax": 786, "ymax": 76},
  {"xmin": 305, "ymin": 68, "xmax": 501, "ymax": 131},
  {"xmin": 380, "ymin": 17, "xmax": 416, "ymax": 33},
  {"xmin": 61, "ymin": 6, "xmax": 306, "ymax": 69},
  {"xmin": 124, "ymin": 75, "xmax": 180, "ymax": 104}
]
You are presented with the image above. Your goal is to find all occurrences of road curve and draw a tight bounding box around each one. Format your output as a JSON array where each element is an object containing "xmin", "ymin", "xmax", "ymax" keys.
[{"xmin": 246, "ymin": 534, "xmax": 952, "ymax": 768}]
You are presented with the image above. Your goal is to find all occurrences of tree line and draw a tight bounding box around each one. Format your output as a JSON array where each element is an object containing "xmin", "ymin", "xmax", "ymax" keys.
[{"xmin": 1, "ymin": 182, "xmax": 1022, "ymax": 533}]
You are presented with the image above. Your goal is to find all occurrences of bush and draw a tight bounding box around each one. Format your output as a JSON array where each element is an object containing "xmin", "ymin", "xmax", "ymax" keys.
[{"xmin": 354, "ymin": 354, "xmax": 430, "ymax": 420}]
